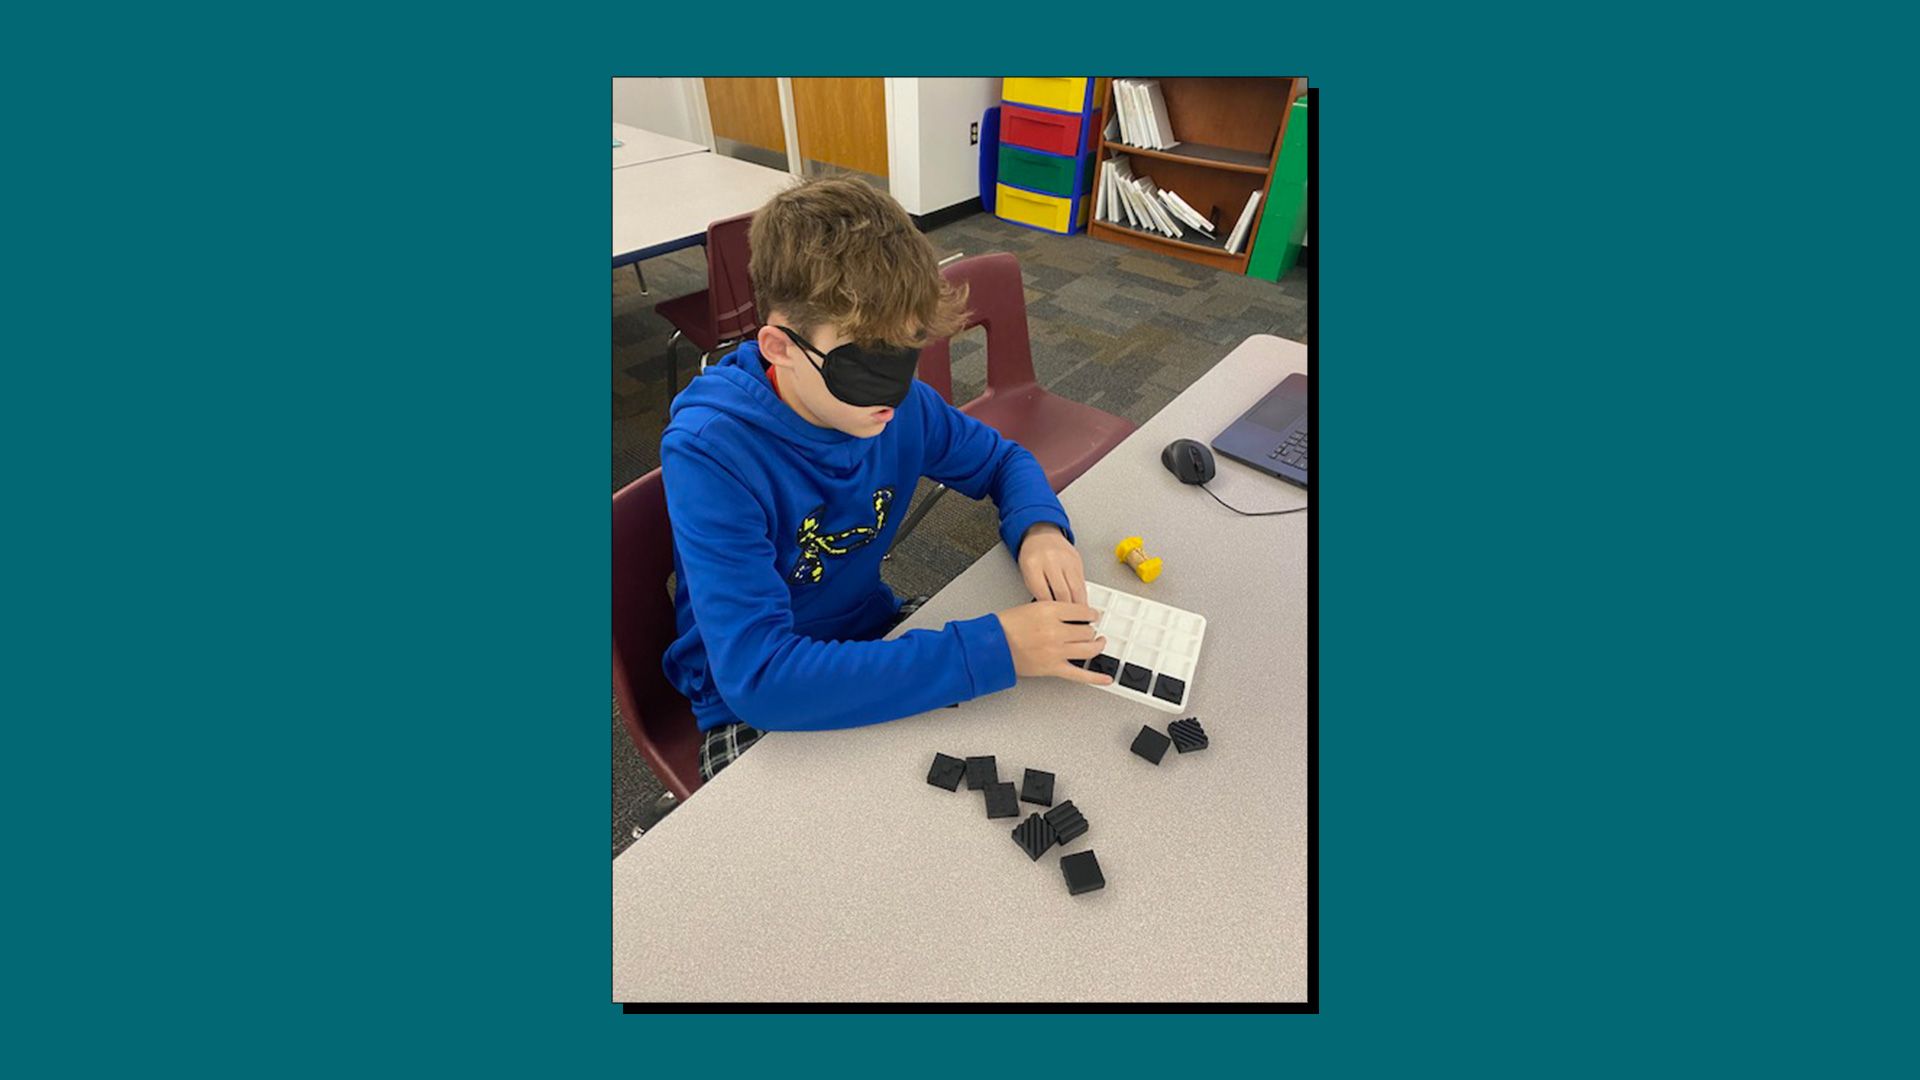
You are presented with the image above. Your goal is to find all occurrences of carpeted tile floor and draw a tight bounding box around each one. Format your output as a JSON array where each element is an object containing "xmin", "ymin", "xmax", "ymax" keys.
[{"xmin": 613, "ymin": 210, "xmax": 1307, "ymax": 855}]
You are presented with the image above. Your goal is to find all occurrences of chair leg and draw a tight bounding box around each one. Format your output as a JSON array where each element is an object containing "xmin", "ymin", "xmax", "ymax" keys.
[
  {"xmin": 633, "ymin": 264, "xmax": 649, "ymax": 295},
  {"xmin": 664, "ymin": 329, "xmax": 682, "ymax": 395},
  {"xmin": 883, "ymin": 483, "xmax": 948, "ymax": 560}
]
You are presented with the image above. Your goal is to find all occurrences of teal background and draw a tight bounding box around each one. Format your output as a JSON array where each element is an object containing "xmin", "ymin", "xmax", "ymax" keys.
[{"xmin": 6, "ymin": 5, "xmax": 1909, "ymax": 1075}]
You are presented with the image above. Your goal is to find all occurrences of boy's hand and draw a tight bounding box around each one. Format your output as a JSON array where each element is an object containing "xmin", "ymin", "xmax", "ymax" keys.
[
  {"xmin": 1017, "ymin": 523, "xmax": 1088, "ymax": 604},
  {"xmin": 995, "ymin": 601, "xmax": 1112, "ymax": 685}
]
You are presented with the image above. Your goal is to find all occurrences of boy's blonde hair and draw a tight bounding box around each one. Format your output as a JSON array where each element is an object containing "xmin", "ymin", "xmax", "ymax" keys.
[{"xmin": 749, "ymin": 175, "xmax": 968, "ymax": 349}]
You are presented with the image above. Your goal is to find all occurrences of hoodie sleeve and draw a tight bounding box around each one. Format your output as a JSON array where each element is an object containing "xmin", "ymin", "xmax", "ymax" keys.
[
  {"xmin": 661, "ymin": 428, "xmax": 1018, "ymax": 732},
  {"xmin": 913, "ymin": 382, "xmax": 1075, "ymax": 557}
]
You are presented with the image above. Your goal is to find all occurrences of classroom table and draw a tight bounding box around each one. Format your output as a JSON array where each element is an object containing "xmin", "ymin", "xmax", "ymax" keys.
[
  {"xmin": 612, "ymin": 123, "xmax": 708, "ymax": 170},
  {"xmin": 612, "ymin": 334, "xmax": 1311, "ymax": 1003},
  {"xmin": 612, "ymin": 152, "xmax": 795, "ymax": 267}
]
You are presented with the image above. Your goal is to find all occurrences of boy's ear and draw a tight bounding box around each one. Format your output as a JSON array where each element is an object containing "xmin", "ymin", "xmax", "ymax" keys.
[{"xmin": 758, "ymin": 322, "xmax": 795, "ymax": 367}]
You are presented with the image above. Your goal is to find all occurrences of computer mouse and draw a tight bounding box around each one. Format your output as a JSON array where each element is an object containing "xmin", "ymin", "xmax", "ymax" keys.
[{"xmin": 1160, "ymin": 439, "xmax": 1216, "ymax": 485}]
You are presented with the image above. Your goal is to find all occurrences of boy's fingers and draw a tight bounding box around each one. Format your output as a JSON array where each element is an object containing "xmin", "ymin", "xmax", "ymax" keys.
[
  {"xmin": 1048, "ymin": 601, "xmax": 1098, "ymax": 623},
  {"xmin": 1065, "ymin": 568, "xmax": 1088, "ymax": 606},
  {"xmin": 1021, "ymin": 565, "xmax": 1053, "ymax": 602},
  {"xmin": 1045, "ymin": 566, "xmax": 1070, "ymax": 605},
  {"xmin": 1065, "ymin": 636, "xmax": 1106, "ymax": 657}
]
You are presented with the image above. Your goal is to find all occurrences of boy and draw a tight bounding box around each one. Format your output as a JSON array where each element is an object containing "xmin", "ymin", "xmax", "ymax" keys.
[{"xmin": 660, "ymin": 176, "xmax": 1113, "ymax": 780}]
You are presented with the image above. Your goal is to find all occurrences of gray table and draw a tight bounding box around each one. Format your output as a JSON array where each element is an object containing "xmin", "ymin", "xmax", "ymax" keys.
[
  {"xmin": 612, "ymin": 151, "xmax": 794, "ymax": 267},
  {"xmin": 613, "ymin": 334, "xmax": 1310, "ymax": 1002},
  {"xmin": 613, "ymin": 123, "xmax": 708, "ymax": 170}
]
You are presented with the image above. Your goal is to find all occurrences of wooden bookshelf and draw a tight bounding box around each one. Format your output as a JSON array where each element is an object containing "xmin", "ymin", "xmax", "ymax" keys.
[{"xmin": 1089, "ymin": 77, "xmax": 1304, "ymax": 275}]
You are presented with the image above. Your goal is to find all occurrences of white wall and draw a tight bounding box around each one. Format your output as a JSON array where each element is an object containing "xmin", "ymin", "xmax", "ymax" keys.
[
  {"xmin": 887, "ymin": 78, "xmax": 1001, "ymax": 215},
  {"xmin": 612, "ymin": 76, "xmax": 998, "ymax": 215},
  {"xmin": 611, "ymin": 78, "xmax": 700, "ymax": 143},
  {"xmin": 916, "ymin": 78, "xmax": 1002, "ymax": 214}
]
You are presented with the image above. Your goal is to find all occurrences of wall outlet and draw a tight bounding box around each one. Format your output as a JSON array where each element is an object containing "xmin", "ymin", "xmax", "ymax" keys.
[{"xmin": 970, "ymin": 122, "xmax": 979, "ymax": 146}]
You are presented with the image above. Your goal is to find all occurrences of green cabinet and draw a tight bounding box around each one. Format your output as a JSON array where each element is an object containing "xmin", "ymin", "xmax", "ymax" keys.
[{"xmin": 1248, "ymin": 98, "xmax": 1309, "ymax": 281}]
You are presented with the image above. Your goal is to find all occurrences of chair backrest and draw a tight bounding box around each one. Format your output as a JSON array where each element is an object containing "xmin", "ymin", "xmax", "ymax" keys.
[
  {"xmin": 917, "ymin": 252, "xmax": 1038, "ymax": 404},
  {"xmin": 612, "ymin": 469, "xmax": 703, "ymax": 799},
  {"xmin": 706, "ymin": 212, "xmax": 760, "ymax": 345}
]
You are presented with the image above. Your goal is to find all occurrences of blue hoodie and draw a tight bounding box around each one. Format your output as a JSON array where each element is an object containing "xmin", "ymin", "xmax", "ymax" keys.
[{"xmin": 659, "ymin": 341, "xmax": 1076, "ymax": 732}]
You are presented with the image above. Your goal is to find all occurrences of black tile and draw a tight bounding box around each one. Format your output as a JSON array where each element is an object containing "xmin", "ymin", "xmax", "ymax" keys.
[
  {"xmin": 1043, "ymin": 800, "xmax": 1088, "ymax": 845},
  {"xmin": 1087, "ymin": 654, "xmax": 1120, "ymax": 677},
  {"xmin": 927, "ymin": 752, "xmax": 966, "ymax": 790},
  {"xmin": 1118, "ymin": 663, "xmax": 1153, "ymax": 692},
  {"xmin": 1151, "ymin": 673, "xmax": 1186, "ymax": 704},
  {"xmin": 984, "ymin": 781, "xmax": 1020, "ymax": 819},
  {"xmin": 1130, "ymin": 725, "xmax": 1171, "ymax": 765},
  {"xmin": 1011, "ymin": 813, "xmax": 1057, "ymax": 860},
  {"xmin": 1020, "ymin": 768, "xmax": 1055, "ymax": 806},
  {"xmin": 965, "ymin": 755, "xmax": 998, "ymax": 791},
  {"xmin": 1169, "ymin": 717, "xmax": 1209, "ymax": 753},
  {"xmin": 1061, "ymin": 850, "xmax": 1105, "ymax": 895}
]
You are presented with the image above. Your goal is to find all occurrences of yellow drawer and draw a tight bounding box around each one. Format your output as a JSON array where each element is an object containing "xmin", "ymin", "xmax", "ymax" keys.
[
  {"xmin": 996, "ymin": 184, "xmax": 1078, "ymax": 233},
  {"xmin": 1004, "ymin": 77, "xmax": 1089, "ymax": 113}
]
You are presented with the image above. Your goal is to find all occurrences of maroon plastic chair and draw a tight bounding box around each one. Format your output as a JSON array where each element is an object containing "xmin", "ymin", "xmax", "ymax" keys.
[
  {"xmin": 612, "ymin": 468, "xmax": 703, "ymax": 801},
  {"xmin": 894, "ymin": 252, "xmax": 1137, "ymax": 550},
  {"xmin": 654, "ymin": 212, "xmax": 759, "ymax": 393}
]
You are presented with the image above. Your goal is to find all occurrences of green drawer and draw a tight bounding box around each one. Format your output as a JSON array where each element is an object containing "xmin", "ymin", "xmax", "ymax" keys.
[{"xmin": 998, "ymin": 144, "xmax": 1089, "ymax": 198}]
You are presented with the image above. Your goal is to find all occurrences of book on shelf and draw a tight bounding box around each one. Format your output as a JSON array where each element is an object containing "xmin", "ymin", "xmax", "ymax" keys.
[
  {"xmin": 1098, "ymin": 154, "xmax": 1221, "ymax": 241},
  {"xmin": 1111, "ymin": 79, "xmax": 1179, "ymax": 151},
  {"xmin": 1162, "ymin": 190, "xmax": 1216, "ymax": 235},
  {"xmin": 1224, "ymin": 189, "xmax": 1263, "ymax": 255}
]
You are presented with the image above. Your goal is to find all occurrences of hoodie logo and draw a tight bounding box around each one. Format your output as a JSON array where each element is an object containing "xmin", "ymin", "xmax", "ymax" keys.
[{"xmin": 788, "ymin": 488, "xmax": 894, "ymax": 586}]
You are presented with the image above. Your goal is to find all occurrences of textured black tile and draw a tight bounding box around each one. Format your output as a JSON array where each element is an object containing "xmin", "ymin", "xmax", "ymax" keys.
[
  {"xmin": 1011, "ymin": 812, "xmax": 1057, "ymax": 860},
  {"xmin": 1020, "ymin": 768, "xmax": 1055, "ymax": 806},
  {"xmin": 1169, "ymin": 717, "xmax": 1209, "ymax": 753},
  {"xmin": 965, "ymin": 755, "xmax": 998, "ymax": 791},
  {"xmin": 1152, "ymin": 673, "xmax": 1186, "ymax": 704},
  {"xmin": 1118, "ymin": 663, "xmax": 1153, "ymax": 692},
  {"xmin": 927, "ymin": 752, "xmax": 966, "ymax": 790},
  {"xmin": 984, "ymin": 781, "xmax": 1020, "ymax": 819},
  {"xmin": 1130, "ymin": 725, "xmax": 1171, "ymax": 765},
  {"xmin": 1061, "ymin": 850, "xmax": 1105, "ymax": 896},
  {"xmin": 1087, "ymin": 654, "xmax": 1120, "ymax": 677},
  {"xmin": 1043, "ymin": 800, "xmax": 1088, "ymax": 845}
]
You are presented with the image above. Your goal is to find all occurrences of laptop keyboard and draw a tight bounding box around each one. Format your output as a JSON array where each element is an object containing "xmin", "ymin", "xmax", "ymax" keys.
[{"xmin": 1268, "ymin": 425, "xmax": 1309, "ymax": 471}]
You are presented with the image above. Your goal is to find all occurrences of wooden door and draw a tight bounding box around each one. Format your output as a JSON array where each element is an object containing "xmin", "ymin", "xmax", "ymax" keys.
[
  {"xmin": 704, "ymin": 78, "xmax": 785, "ymax": 155},
  {"xmin": 790, "ymin": 78, "xmax": 888, "ymax": 179}
]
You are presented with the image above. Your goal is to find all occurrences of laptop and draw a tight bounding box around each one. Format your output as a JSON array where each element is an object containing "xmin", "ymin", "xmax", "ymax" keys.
[{"xmin": 1211, "ymin": 373, "xmax": 1309, "ymax": 487}]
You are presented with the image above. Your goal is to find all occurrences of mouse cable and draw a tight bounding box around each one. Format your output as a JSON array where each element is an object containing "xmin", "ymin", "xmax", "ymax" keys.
[{"xmin": 1201, "ymin": 483, "xmax": 1308, "ymax": 517}]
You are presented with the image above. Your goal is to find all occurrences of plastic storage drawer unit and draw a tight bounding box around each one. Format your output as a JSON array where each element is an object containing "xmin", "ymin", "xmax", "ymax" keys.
[
  {"xmin": 998, "ymin": 145, "xmax": 1094, "ymax": 199},
  {"xmin": 995, "ymin": 184, "xmax": 1088, "ymax": 235},
  {"xmin": 1000, "ymin": 103, "xmax": 1092, "ymax": 156},
  {"xmin": 1003, "ymin": 77, "xmax": 1091, "ymax": 114}
]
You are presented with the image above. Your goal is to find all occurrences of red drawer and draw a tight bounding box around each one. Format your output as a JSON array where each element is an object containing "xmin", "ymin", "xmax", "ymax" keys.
[{"xmin": 1001, "ymin": 103, "xmax": 1091, "ymax": 156}]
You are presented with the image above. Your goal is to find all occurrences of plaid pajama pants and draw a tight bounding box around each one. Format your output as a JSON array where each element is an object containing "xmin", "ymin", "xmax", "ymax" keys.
[{"xmin": 698, "ymin": 594, "xmax": 930, "ymax": 781}]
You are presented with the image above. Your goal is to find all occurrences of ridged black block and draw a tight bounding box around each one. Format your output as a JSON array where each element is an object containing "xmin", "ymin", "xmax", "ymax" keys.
[
  {"xmin": 1130, "ymin": 725, "xmax": 1171, "ymax": 764},
  {"xmin": 1011, "ymin": 813, "xmax": 1057, "ymax": 860},
  {"xmin": 1169, "ymin": 717, "xmax": 1208, "ymax": 753},
  {"xmin": 965, "ymin": 755, "xmax": 998, "ymax": 791},
  {"xmin": 1061, "ymin": 850, "xmax": 1105, "ymax": 895},
  {"xmin": 1043, "ymin": 800, "xmax": 1088, "ymax": 845},
  {"xmin": 984, "ymin": 781, "xmax": 1019, "ymax": 819},
  {"xmin": 1020, "ymin": 768, "xmax": 1055, "ymax": 806},
  {"xmin": 927, "ymin": 752, "xmax": 966, "ymax": 790}
]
